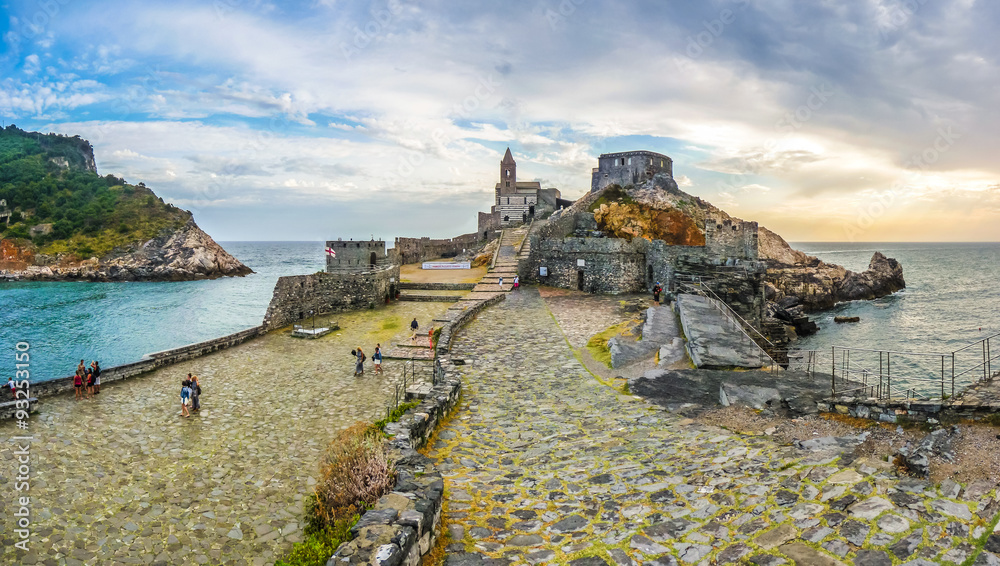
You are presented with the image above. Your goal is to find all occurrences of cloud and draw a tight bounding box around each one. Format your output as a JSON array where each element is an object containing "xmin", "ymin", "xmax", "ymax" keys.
[{"xmin": 0, "ymin": 0, "xmax": 994, "ymax": 241}]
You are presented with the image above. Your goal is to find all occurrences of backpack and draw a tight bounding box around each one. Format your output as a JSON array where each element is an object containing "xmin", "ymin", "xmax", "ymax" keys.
[{"xmin": 361, "ymin": 353, "xmax": 367, "ymax": 364}]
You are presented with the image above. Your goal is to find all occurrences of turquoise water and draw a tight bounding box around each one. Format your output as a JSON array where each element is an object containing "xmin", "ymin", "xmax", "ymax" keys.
[
  {"xmin": 4, "ymin": 241, "xmax": 998, "ymax": 386},
  {"xmin": 0, "ymin": 242, "xmax": 325, "ymax": 382}
]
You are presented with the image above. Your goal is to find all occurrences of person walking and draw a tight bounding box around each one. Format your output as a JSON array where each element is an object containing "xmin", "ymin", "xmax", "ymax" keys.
[
  {"xmin": 498, "ymin": 276, "xmax": 504, "ymax": 289},
  {"xmin": 410, "ymin": 318, "xmax": 419, "ymax": 342},
  {"xmin": 189, "ymin": 373, "xmax": 201, "ymax": 412},
  {"xmin": 180, "ymin": 378, "xmax": 192, "ymax": 417},
  {"xmin": 355, "ymin": 347, "xmax": 366, "ymax": 376},
  {"xmin": 7, "ymin": 377, "xmax": 16, "ymax": 400},
  {"xmin": 653, "ymin": 282, "xmax": 662, "ymax": 305},
  {"xmin": 513, "ymin": 275, "xmax": 519, "ymax": 290},
  {"xmin": 373, "ymin": 345, "xmax": 383, "ymax": 375},
  {"xmin": 91, "ymin": 361, "xmax": 101, "ymax": 394}
]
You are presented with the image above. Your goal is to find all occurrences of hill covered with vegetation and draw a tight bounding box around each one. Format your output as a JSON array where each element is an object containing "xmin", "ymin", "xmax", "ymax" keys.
[
  {"xmin": 0, "ymin": 124, "xmax": 191, "ymax": 258},
  {"xmin": 0, "ymin": 126, "xmax": 250, "ymax": 281}
]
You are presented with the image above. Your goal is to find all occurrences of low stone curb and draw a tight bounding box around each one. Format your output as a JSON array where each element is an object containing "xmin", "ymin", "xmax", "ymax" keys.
[{"xmin": 327, "ymin": 291, "xmax": 507, "ymax": 565}]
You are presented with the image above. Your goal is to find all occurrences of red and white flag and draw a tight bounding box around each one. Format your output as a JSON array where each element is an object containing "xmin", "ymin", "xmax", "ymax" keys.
[{"xmin": 325, "ymin": 247, "xmax": 336, "ymax": 257}]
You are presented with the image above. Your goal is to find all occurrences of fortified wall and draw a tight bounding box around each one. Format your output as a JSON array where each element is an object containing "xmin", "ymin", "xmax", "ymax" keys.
[
  {"xmin": 262, "ymin": 265, "xmax": 400, "ymax": 330},
  {"xmin": 264, "ymin": 239, "xmax": 402, "ymax": 331},
  {"xmin": 395, "ymin": 232, "xmax": 481, "ymax": 265},
  {"xmin": 524, "ymin": 183, "xmax": 765, "ymax": 322}
]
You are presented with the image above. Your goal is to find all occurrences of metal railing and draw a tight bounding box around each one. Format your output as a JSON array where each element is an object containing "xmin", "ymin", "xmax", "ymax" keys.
[
  {"xmin": 377, "ymin": 358, "xmax": 438, "ymax": 423},
  {"xmin": 830, "ymin": 333, "xmax": 1000, "ymax": 401},
  {"xmin": 678, "ymin": 279, "xmax": 779, "ymax": 371}
]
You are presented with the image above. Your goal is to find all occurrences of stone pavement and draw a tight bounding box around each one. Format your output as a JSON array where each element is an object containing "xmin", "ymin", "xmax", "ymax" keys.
[
  {"xmin": 428, "ymin": 288, "xmax": 1000, "ymax": 566},
  {"xmin": 0, "ymin": 301, "xmax": 449, "ymax": 566}
]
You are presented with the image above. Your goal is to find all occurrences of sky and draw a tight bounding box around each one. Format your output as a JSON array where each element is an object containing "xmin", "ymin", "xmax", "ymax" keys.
[{"xmin": 1, "ymin": 0, "xmax": 999, "ymax": 242}]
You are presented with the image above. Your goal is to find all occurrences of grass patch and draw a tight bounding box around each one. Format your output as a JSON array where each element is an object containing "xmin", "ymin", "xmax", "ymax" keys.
[
  {"xmin": 373, "ymin": 401, "xmax": 420, "ymax": 433},
  {"xmin": 275, "ymin": 516, "xmax": 357, "ymax": 566},
  {"xmin": 585, "ymin": 319, "xmax": 637, "ymax": 369},
  {"xmin": 381, "ymin": 318, "xmax": 401, "ymax": 331}
]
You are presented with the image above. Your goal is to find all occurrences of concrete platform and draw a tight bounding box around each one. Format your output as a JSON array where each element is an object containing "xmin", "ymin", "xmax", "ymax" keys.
[{"xmin": 675, "ymin": 294, "xmax": 769, "ymax": 369}]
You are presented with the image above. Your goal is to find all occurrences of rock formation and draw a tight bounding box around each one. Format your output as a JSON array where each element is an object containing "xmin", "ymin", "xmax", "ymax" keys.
[
  {"xmin": 1, "ymin": 219, "xmax": 252, "ymax": 282},
  {"xmin": 760, "ymin": 227, "xmax": 905, "ymax": 313}
]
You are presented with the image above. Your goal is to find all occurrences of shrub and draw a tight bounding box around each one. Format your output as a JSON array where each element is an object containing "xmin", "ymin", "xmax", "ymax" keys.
[
  {"xmin": 275, "ymin": 516, "xmax": 357, "ymax": 566},
  {"xmin": 313, "ymin": 423, "xmax": 396, "ymax": 529}
]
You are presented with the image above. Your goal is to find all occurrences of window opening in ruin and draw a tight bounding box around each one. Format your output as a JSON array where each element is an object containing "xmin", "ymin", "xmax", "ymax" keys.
[{"xmin": 628, "ymin": 157, "xmax": 632, "ymax": 165}]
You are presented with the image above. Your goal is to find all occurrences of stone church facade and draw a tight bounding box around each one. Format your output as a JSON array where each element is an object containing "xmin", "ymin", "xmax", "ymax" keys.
[{"xmin": 478, "ymin": 148, "xmax": 563, "ymax": 236}]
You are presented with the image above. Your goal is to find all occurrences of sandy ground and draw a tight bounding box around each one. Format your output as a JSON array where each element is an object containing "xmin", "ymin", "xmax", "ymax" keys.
[{"xmin": 399, "ymin": 262, "xmax": 487, "ymax": 284}]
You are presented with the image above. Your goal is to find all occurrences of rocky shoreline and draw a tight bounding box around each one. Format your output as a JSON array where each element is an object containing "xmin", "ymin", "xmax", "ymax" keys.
[{"xmin": 0, "ymin": 219, "xmax": 252, "ymax": 282}]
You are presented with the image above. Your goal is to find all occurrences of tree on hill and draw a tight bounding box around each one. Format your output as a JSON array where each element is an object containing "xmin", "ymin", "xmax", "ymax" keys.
[{"xmin": 0, "ymin": 125, "xmax": 190, "ymax": 259}]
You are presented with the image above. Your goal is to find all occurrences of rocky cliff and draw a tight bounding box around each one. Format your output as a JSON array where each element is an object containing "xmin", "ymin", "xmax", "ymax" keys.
[
  {"xmin": 1, "ymin": 219, "xmax": 252, "ymax": 282},
  {"xmin": 759, "ymin": 227, "xmax": 905, "ymax": 312}
]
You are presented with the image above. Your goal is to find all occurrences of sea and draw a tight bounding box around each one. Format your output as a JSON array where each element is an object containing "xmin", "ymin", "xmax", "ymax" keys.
[
  {"xmin": 0, "ymin": 242, "xmax": 326, "ymax": 383},
  {"xmin": 2, "ymin": 241, "xmax": 999, "ymax": 386}
]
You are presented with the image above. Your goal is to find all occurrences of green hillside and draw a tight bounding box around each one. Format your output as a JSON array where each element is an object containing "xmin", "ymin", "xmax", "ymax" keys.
[{"xmin": 0, "ymin": 125, "xmax": 190, "ymax": 258}]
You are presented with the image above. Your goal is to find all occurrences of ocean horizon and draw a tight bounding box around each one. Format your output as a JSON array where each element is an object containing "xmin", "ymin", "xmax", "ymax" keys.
[{"xmin": 3, "ymin": 240, "xmax": 999, "ymax": 385}]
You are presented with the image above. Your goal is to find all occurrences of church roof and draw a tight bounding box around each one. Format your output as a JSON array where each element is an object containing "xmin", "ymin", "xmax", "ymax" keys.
[{"xmin": 502, "ymin": 147, "xmax": 514, "ymax": 162}]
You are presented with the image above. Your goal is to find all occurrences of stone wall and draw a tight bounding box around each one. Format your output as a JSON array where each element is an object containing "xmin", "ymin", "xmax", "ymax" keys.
[
  {"xmin": 327, "ymin": 287, "xmax": 506, "ymax": 566},
  {"xmin": 326, "ymin": 240, "xmax": 394, "ymax": 273},
  {"xmin": 13, "ymin": 325, "xmax": 264, "ymax": 406},
  {"xmin": 524, "ymin": 237, "xmax": 647, "ymax": 294},
  {"xmin": 394, "ymin": 233, "xmax": 481, "ymax": 266},
  {"xmin": 705, "ymin": 214, "xmax": 759, "ymax": 261},
  {"xmin": 262, "ymin": 265, "xmax": 400, "ymax": 331},
  {"xmin": 477, "ymin": 211, "xmax": 501, "ymax": 241},
  {"xmin": 591, "ymin": 151, "xmax": 673, "ymax": 193}
]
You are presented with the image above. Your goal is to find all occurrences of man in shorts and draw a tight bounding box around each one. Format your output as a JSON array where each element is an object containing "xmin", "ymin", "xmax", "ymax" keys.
[{"xmin": 373, "ymin": 344, "xmax": 383, "ymax": 375}]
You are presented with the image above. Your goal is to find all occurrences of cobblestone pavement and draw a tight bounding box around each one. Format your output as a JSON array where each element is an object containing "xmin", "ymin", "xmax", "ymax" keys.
[
  {"xmin": 0, "ymin": 301, "xmax": 447, "ymax": 566},
  {"xmin": 538, "ymin": 288, "xmax": 647, "ymax": 349},
  {"xmin": 429, "ymin": 288, "xmax": 1000, "ymax": 565}
]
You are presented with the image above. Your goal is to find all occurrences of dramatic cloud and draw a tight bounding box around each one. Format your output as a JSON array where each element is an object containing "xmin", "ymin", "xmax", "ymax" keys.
[{"xmin": 0, "ymin": 0, "xmax": 996, "ymax": 241}]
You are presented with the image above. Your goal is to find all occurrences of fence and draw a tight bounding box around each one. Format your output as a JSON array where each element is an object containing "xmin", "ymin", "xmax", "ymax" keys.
[
  {"xmin": 376, "ymin": 358, "xmax": 443, "ymax": 422},
  {"xmin": 830, "ymin": 333, "xmax": 1000, "ymax": 401}
]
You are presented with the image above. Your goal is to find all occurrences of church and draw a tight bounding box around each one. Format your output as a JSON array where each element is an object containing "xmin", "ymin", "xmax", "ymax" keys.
[{"xmin": 477, "ymin": 148, "xmax": 563, "ymax": 236}]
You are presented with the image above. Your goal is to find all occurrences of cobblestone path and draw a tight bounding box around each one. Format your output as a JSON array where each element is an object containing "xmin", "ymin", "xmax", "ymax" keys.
[
  {"xmin": 429, "ymin": 288, "xmax": 1000, "ymax": 565},
  {"xmin": 0, "ymin": 301, "xmax": 446, "ymax": 566}
]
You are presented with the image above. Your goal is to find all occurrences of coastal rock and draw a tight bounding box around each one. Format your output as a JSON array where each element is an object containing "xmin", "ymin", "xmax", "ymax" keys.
[
  {"xmin": 1, "ymin": 219, "xmax": 252, "ymax": 282},
  {"xmin": 760, "ymin": 229, "xmax": 905, "ymax": 313},
  {"xmin": 894, "ymin": 426, "xmax": 960, "ymax": 478}
]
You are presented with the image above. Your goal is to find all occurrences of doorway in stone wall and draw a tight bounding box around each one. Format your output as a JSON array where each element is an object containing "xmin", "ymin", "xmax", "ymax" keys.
[
  {"xmin": 369, "ymin": 252, "xmax": 377, "ymax": 266},
  {"xmin": 577, "ymin": 270, "xmax": 584, "ymax": 291},
  {"xmin": 648, "ymin": 264, "xmax": 654, "ymax": 283}
]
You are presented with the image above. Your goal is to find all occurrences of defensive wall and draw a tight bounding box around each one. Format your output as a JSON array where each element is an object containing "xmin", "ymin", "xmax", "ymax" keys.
[
  {"xmin": 326, "ymin": 239, "xmax": 398, "ymax": 273},
  {"xmin": 262, "ymin": 264, "xmax": 400, "ymax": 331},
  {"xmin": 327, "ymin": 288, "xmax": 508, "ymax": 565},
  {"xmin": 394, "ymin": 232, "xmax": 481, "ymax": 265}
]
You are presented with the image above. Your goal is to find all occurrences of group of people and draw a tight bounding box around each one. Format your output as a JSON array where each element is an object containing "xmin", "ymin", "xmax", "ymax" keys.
[
  {"xmin": 351, "ymin": 344, "xmax": 383, "ymax": 376},
  {"xmin": 179, "ymin": 373, "xmax": 202, "ymax": 417},
  {"xmin": 73, "ymin": 360, "xmax": 102, "ymax": 400},
  {"xmin": 497, "ymin": 275, "xmax": 520, "ymax": 289}
]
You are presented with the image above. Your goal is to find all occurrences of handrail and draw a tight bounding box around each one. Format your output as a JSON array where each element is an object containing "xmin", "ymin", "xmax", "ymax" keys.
[
  {"xmin": 680, "ymin": 279, "xmax": 774, "ymax": 349},
  {"xmin": 678, "ymin": 282, "xmax": 778, "ymax": 370},
  {"xmin": 489, "ymin": 228, "xmax": 504, "ymax": 270}
]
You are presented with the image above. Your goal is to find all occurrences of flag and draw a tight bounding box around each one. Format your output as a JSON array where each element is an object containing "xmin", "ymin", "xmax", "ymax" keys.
[{"xmin": 326, "ymin": 247, "xmax": 336, "ymax": 257}]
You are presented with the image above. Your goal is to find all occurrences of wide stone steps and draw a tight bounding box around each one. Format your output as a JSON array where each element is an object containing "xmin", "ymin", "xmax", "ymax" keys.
[{"xmin": 397, "ymin": 293, "xmax": 464, "ymax": 302}]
